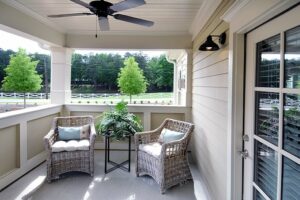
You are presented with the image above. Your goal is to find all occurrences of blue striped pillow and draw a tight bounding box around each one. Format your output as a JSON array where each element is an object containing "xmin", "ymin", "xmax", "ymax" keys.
[{"xmin": 58, "ymin": 126, "xmax": 81, "ymax": 141}]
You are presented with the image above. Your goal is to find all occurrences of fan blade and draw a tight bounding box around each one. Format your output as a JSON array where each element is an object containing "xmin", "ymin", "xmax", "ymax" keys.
[
  {"xmin": 99, "ymin": 16, "xmax": 110, "ymax": 31},
  {"xmin": 110, "ymin": 0, "xmax": 145, "ymax": 12},
  {"xmin": 114, "ymin": 14, "xmax": 153, "ymax": 27},
  {"xmin": 70, "ymin": 0, "xmax": 95, "ymax": 10},
  {"xmin": 48, "ymin": 13, "xmax": 93, "ymax": 18}
]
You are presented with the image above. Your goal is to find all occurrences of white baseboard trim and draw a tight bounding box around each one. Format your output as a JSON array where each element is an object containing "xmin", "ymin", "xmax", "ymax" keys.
[{"xmin": 189, "ymin": 163, "xmax": 211, "ymax": 200}]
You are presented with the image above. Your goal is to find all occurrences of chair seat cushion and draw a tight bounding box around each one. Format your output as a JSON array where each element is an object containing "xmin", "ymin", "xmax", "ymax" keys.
[
  {"xmin": 52, "ymin": 139, "xmax": 90, "ymax": 152},
  {"xmin": 139, "ymin": 142, "xmax": 162, "ymax": 158}
]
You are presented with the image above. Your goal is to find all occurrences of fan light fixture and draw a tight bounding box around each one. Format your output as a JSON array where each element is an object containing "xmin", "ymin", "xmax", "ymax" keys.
[{"xmin": 199, "ymin": 32, "xmax": 226, "ymax": 51}]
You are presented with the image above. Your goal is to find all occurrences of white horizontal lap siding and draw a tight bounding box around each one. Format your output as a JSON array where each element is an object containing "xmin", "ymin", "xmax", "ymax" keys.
[
  {"xmin": 192, "ymin": 87, "xmax": 228, "ymax": 102},
  {"xmin": 192, "ymin": 17, "xmax": 230, "ymax": 200}
]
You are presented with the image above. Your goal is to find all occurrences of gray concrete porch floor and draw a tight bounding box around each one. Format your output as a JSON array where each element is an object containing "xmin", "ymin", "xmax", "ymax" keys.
[{"xmin": 0, "ymin": 150, "xmax": 202, "ymax": 200}]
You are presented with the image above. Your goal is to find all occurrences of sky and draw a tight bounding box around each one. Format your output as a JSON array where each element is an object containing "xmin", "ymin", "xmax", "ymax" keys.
[
  {"xmin": 0, "ymin": 30, "xmax": 50, "ymax": 54},
  {"xmin": 0, "ymin": 30, "xmax": 166, "ymax": 57}
]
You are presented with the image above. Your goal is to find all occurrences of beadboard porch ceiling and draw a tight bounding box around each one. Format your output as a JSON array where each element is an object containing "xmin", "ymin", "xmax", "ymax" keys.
[{"xmin": 0, "ymin": 0, "xmax": 220, "ymax": 37}]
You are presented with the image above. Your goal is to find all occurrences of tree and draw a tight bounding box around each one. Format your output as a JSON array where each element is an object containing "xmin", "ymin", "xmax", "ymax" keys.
[
  {"xmin": 124, "ymin": 52, "xmax": 151, "ymax": 84},
  {"xmin": 1, "ymin": 48, "xmax": 42, "ymax": 108},
  {"xmin": 0, "ymin": 48, "xmax": 15, "ymax": 83},
  {"xmin": 118, "ymin": 57, "xmax": 147, "ymax": 103},
  {"xmin": 155, "ymin": 55, "xmax": 174, "ymax": 91},
  {"xmin": 148, "ymin": 55, "xmax": 174, "ymax": 91},
  {"xmin": 31, "ymin": 53, "xmax": 51, "ymax": 99}
]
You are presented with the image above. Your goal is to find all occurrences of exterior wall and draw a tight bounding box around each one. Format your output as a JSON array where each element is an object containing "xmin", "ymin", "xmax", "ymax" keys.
[
  {"xmin": 191, "ymin": 1, "xmax": 234, "ymax": 199},
  {"xmin": 0, "ymin": 125, "xmax": 20, "ymax": 177},
  {"xmin": 0, "ymin": 105, "xmax": 62, "ymax": 190},
  {"xmin": 151, "ymin": 113, "xmax": 185, "ymax": 129},
  {"xmin": 27, "ymin": 114, "xmax": 59, "ymax": 159}
]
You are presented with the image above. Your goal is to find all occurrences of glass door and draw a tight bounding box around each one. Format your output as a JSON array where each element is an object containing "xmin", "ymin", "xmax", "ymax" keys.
[{"xmin": 244, "ymin": 5, "xmax": 300, "ymax": 200}]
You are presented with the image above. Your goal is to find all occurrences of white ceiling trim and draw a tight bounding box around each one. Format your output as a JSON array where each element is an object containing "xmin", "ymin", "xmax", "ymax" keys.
[
  {"xmin": 189, "ymin": 0, "xmax": 222, "ymax": 40},
  {"xmin": 221, "ymin": 0, "xmax": 300, "ymax": 33},
  {"xmin": 0, "ymin": 0, "xmax": 65, "ymax": 33},
  {"xmin": 221, "ymin": 0, "xmax": 251, "ymax": 23}
]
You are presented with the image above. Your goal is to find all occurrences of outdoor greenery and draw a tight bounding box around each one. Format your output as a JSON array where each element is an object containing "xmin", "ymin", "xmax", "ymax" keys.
[
  {"xmin": 0, "ymin": 48, "xmax": 50, "ymax": 94},
  {"xmin": 96, "ymin": 101, "xmax": 143, "ymax": 140},
  {"xmin": 71, "ymin": 52, "xmax": 174, "ymax": 93},
  {"xmin": 148, "ymin": 55, "xmax": 174, "ymax": 91},
  {"xmin": 0, "ymin": 49, "xmax": 174, "ymax": 94},
  {"xmin": 118, "ymin": 57, "xmax": 147, "ymax": 103},
  {"xmin": 1, "ymin": 48, "xmax": 42, "ymax": 107}
]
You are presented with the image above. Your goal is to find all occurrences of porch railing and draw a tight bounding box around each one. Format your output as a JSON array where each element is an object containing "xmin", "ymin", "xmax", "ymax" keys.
[{"xmin": 0, "ymin": 104, "xmax": 190, "ymax": 190}]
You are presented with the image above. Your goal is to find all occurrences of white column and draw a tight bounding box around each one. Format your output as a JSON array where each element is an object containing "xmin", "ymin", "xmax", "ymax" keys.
[
  {"xmin": 172, "ymin": 61, "xmax": 178, "ymax": 105},
  {"xmin": 185, "ymin": 49, "xmax": 193, "ymax": 107},
  {"xmin": 166, "ymin": 52, "xmax": 178, "ymax": 105},
  {"xmin": 50, "ymin": 47, "xmax": 73, "ymax": 104}
]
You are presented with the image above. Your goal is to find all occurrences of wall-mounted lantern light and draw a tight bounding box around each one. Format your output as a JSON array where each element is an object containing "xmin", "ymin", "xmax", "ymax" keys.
[{"xmin": 199, "ymin": 32, "xmax": 226, "ymax": 51}]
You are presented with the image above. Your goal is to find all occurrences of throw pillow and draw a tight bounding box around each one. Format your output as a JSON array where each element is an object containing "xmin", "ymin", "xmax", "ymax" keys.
[
  {"xmin": 58, "ymin": 126, "xmax": 81, "ymax": 141},
  {"xmin": 80, "ymin": 124, "xmax": 90, "ymax": 139},
  {"xmin": 158, "ymin": 128, "xmax": 185, "ymax": 143}
]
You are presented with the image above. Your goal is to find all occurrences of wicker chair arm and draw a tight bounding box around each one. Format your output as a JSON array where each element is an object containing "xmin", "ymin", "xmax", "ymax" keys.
[
  {"xmin": 44, "ymin": 129, "xmax": 56, "ymax": 151},
  {"xmin": 134, "ymin": 130, "xmax": 161, "ymax": 147},
  {"xmin": 89, "ymin": 123, "xmax": 97, "ymax": 147},
  {"xmin": 161, "ymin": 138, "xmax": 188, "ymax": 158}
]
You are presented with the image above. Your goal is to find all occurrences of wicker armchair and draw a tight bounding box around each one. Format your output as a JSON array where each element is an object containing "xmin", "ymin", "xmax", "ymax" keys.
[
  {"xmin": 44, "ymin": 116, "xmax": 96, "ymax": 182},
  {"xmin": 135, "ymin": 118, "xmax": 194, "ymax": 193}
]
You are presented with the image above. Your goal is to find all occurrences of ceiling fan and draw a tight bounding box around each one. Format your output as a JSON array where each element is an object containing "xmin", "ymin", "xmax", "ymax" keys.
[{"xmin": 48, "ymin": 0, "xmax": 154, "ymax": 32}]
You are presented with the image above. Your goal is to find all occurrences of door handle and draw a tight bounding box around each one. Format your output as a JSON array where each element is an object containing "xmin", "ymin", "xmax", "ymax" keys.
[
  {"xmin": 238, "ymin": 150, "xmax": 249, "ymax": 159},
  {"xmin": 243, "ymin": 134, "xmax": 249, "ymax": 142}
]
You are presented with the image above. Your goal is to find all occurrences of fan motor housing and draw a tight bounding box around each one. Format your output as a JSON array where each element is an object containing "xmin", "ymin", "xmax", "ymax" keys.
[{"xmin": 89, "ymin": 0, "xmax": 113, "ymax": 17}]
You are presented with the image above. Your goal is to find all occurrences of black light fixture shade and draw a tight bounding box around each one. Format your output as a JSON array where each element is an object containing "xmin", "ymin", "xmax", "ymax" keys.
[
  {"xmin": 199, "ymin": 32, "xmax": 226, "ymax": 51},
  {"xmin": 199, "ymin": 35, "xmax": 219, "ymax": 51}
]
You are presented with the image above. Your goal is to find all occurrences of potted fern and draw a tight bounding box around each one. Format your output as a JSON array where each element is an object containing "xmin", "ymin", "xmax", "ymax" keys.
[{"xmin": 97, "ymin": 101, "xmax": 143, "ymax": 140}]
